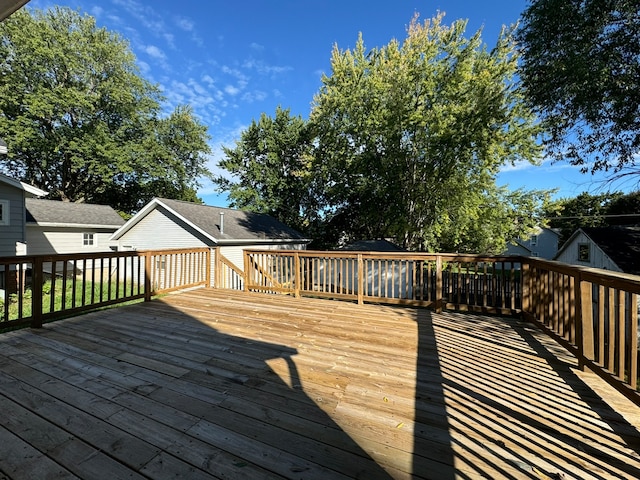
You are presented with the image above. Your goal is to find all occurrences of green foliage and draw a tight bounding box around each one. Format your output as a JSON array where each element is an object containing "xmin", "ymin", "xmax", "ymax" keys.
[
  {"xmin": 217, "ymin": 106, "xmax": 318, "ymax": 234},
  {"xmin": 517, "ymin": 0, "xmax": 640, "ymax": 173},
  {"xmin": 311, "ymin": 14, "xmax": 548, "ymax": 252},
  {"xmin": 0, "ymin": 7, "xmax": 211, "ymax": 214}
]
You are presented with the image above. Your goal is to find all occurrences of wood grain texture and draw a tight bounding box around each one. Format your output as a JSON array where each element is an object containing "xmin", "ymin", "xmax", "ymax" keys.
[{"xmin": 0, "ymin": 288, "xmax": 639, "ymax": 479}]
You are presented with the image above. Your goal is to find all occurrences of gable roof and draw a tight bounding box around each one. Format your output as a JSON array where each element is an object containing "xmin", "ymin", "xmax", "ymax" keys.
[
  {"xmin": 556, "ymin": 226, "xmax": 640, "ymax": 275},
  {"xmin": 25, "ymin": 198, "xmax": 125, "ymax": 228},
  {"xmin": 0, "ymin": 173, "xmax": 47, "ymax": 197},
  {"xmin": 111, "ymin": 197, "xmax": 311, "ymax": 245}
]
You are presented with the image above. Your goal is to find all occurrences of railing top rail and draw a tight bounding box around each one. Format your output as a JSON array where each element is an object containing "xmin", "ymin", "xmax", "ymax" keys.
[
  {"xmin": 244, "ymin": 249, "xmax": 526, "ymax": 262},
  {"xmin": 0, "ymin": 247, "xmax": 211, "ymax": 265}
]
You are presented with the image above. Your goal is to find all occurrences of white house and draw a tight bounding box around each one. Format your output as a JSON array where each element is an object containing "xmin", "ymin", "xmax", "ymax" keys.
[
  {"xmin": 554, "ymin": 226, "xmax": 640, "ymax": 275},
  {"xmin": 25, "ymin": 198, "xmax": 124, "ymax": 255},
  {"xmin": 109, "ymin": 198, "xmax": 312, "ymax": 270}
]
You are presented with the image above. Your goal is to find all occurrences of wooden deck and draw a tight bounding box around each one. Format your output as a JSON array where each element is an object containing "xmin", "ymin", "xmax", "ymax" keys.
[{"xmin": 0, "ymin": 289, "xmax": 639, "ymax": 480}]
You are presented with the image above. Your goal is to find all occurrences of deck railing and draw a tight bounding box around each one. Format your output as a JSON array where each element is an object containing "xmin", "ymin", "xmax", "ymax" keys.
[
  {"xmin": 244, "ymin": 250, "xmax": 523, "ymax": 315},
  {"xmin": 2, "ymin": 246, "xmax": 639, "ymax": 404},
  {"xmin": 0, "ymin": 248, "xmax": 210, "ymax": 329},
  {"xmin": 243, "ymin": 249, "xmax": 640, "ymax": 404}
]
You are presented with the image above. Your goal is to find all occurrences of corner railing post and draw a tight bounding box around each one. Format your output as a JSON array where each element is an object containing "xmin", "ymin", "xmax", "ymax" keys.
[
  {"xmin": 435, "ymin": 255, "xmax": 443, "ymax": 313},
  {"xmin": 31, "ymin": 256, "xmax": 43, "ymax": 328},
  {"xmin": 243, "ymin": 251, "xmax": 250, "ymax": 292},
  {"xmin": 144, "ymin": 252, "xmax": 152, "ymax": 302}
]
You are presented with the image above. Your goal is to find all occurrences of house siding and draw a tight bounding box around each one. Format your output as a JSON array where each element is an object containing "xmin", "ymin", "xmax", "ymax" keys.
[
  {"xmin": 554, "ymin": 231, "xmax": 622, "ymax": 272},
  {"xmin": 115, "ymin": 208, "xmax": 209, "ymax": 250},
  {"xmin": 26, "ymin": 226, "xmax": 117, "ymax": 255},
  {"xmin": 0, "ymin": 184, "xmax": 25, "ymax": 256}
]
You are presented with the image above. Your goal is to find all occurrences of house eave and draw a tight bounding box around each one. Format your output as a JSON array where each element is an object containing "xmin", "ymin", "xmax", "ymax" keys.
[
  {"xmin": 27, "ymin": 222, "xmax": 122, "ymax": 229},
  {"xmin": 216, "ymin": 238, "xmax": 312, "ymax": 246}
]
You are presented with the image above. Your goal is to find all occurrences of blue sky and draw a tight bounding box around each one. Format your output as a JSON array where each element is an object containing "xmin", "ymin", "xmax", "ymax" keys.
[{"xmin": 26, "ymin": 0, "xmax": 633, "ymax": 206}]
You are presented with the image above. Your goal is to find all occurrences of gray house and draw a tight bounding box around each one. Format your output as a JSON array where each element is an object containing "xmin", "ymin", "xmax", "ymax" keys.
[
  {"xmin": 0, "ymin": 173, "xmax": 47, "ymax": 257},
  {"xmin": 554, "ymin": 226, "xmax": 640, "ymax": 275},
  {"xmin": 25, "ymin": 198, "xmax": 124, "ymax": 255},
  {"xmin": 110, "ymin": 198, "xmax": 311, "ymax": 269},
  {"xmin": 505, "ymin": 227, "xmax": 560, "ymax": 259}
]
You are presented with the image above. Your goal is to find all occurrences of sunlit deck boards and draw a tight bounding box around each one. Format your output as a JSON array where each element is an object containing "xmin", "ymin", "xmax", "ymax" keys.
[{"xmin": 0, "ymin": 289, "xmax": 639, "ymax": 479}]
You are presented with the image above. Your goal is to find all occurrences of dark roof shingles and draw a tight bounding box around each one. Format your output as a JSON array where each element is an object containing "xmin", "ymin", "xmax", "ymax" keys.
[
  {"xmin": 157, "ymin": 198, "xmax": 308, "ymax": 241},
  {"xmin": 582, "ymin": 226, "xmax": 640, "ymax": 275},
  {"xmin": 25, "ymin": 198, "xmax": 125, "ymax": 227}
]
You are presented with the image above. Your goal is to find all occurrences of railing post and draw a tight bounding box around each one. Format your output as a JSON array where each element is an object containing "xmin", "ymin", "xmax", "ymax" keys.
[
  {"xmin": 243, "ymin": 251, "xmax": 250, "ymax": 292},
  {"xmin": 435, "ymin": 255, "xmax": 443, "ymax": 313},
  {"xmin": 144, "ymin": 252, "xmax": 152, "ymax": 302},
  {"xmin": 214, "ymin": 247, "xmax": 221, "ymax": 289},
  {"xmin": 294, "ymin": 252, "xmax": 301, "ymax": 298},
  {"xmin": 575, "ymin": 273, "xmax": 594, "ymax": 370},
  {"xmin": 357, "ymin": 253, "xmax": 364, "ymax": 305},
  {"xmin": 206, "ymin": 248, "xmax": 212, "ymax": 288},
  {"xmin": 31, "ymin": 256, "xmax": 43, "ymax": 328},
  {"xmin": 521, "ymin": 260, "xmax": 530, "ymax": 315}
]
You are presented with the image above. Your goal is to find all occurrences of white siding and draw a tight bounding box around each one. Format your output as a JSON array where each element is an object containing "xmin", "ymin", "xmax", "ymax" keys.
[
  {"xmin": 220, "ymin": 243, "xmax": 306, "ymax": 271},
  {"xmin": 555, "ymin": 231, "xmax": 622, "ymax": 272},
  {"xmin": 116, "ymin": 208, "xmax": 208, "ymax": 250},
  {"xmin": 26, "ymin": 227, "xmax": 117, "ymax": 254}
]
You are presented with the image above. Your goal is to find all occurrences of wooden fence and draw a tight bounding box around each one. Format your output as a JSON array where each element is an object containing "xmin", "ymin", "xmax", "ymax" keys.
[
  {"xmin": 0, "ymin": 248, "xmax": 210, "ymax": 329},
  {"xmin": 242, "ymin": 249, "xmax": 640, "ymax": 404}
]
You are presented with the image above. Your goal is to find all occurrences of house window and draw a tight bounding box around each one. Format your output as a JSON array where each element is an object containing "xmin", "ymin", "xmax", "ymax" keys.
[
  {"xmin": 530, "ymin": 235, "xmax": 538, "ymax": 246},
  {"xmin": 0, "ymin": 200, "xmax": 9, "ymax": 226},
  {"xmin": 578, "ymin": 243, "xmax": 590, "ymax": 262},
  {"xmin": 83, "ymin": 233, "xmax": 95, "ymax": 246}
]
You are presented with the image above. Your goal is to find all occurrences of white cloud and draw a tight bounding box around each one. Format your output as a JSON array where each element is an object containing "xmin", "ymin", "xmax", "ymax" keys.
[
  {"xmin": 241, "ymin": 90, "xmax": 267, "ymax": 103},
  {"xmin": 144, "ymin": 45, "xmax": 166, "ymax": 61},
  {"xmin": 175, "ymin": 16, "xmax": 194, "ymax": 32},
  {"xmin": 225, "ymin": 85, "xmax": 241, "ymax": 96},
  {"xmin": 242, "ymin": 58, "xmax": 293, "ymax": 77}
]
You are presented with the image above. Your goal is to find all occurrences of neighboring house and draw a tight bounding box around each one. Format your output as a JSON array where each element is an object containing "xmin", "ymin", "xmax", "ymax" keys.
[
  {"xmin": 505, "ymin": 227, "xmax": 560, "ymax": 259},
  {"xmin": 25, "ymin": 198, "xmax": 124, "ymax": 255},
  {"xmin": 554, "ymin": 226, "xmax": 640, "ymax": 275},
  {"xmin": 0, "ymin": 173, "xmax": 47, "ymax": 257},
  {"xmin": 109, "ymin": 198, "xmax": 312, "ymax": 270},
  {"xmin": 318, "ymin": 239, "xmax": 411, "ymax": 298}
]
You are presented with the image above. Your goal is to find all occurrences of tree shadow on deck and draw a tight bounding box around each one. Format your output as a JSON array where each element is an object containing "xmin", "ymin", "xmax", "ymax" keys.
[{"xmin": 100, "ymin": 298, "xmax": 397, "ymax": 479}]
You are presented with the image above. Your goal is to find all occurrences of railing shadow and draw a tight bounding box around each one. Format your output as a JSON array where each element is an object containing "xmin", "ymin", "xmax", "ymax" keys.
[
  {"xmin": 512, "ymin": 320, "xmax": 640, "ymax": 465},
  {"xmin": 427, "ymin": 309, "xmax": 640, "ymax": 479}
]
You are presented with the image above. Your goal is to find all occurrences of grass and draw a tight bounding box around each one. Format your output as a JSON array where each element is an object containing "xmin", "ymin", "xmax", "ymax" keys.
[{"xmin": 0, "ymin": 277, "xmax": 144, "ymax": 324}]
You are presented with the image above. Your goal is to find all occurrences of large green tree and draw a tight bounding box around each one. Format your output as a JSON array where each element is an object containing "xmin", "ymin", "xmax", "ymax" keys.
[
  {"xmin": 0, "ymin": 7, "xmax": 211, "ymax": 213},
  {"xmin": 217, "ymin": 106, "xmax": 318, "ymax": 234},
  {"xmin": 517, "ymin": 0, "xmax": 640, "ymax": 174},
  {"xmin": 311, "ymin": 14, "xmax": 548, "ymax": 252}
]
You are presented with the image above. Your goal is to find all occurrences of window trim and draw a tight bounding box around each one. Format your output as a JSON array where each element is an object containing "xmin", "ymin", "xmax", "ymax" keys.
[
  {"xmin": 578, "ymin": 243, "xmax": 590, "ymax": 262},
  {"xmin": 530, "ymin": 234, "xmax": 538, "ymax": 246},
  {"xmin": 0, "ymin": 199, "xmax": 9, "ymax": 226},
  {"xmin": 82, "ymin": 232, "xmax": 95, "ymax": 247}
]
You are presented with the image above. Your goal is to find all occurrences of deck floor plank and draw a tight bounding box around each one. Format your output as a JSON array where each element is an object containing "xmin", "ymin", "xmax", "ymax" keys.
[{"xmin": 0, "ymin": 288, "xmax": 640, "ymax": 479}]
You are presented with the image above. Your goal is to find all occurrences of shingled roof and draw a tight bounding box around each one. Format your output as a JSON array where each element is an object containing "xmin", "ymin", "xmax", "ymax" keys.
[
  {"xmin": 111, "ymin": 198, "xmax": 310, "ymax": 244},
  {"xmin": 576, "ymin": 226, "xmax": 640, "ymax": 275},
  {"xmin": 25, "ymin": 198, "xmax": 125, "ymax": 228}
]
